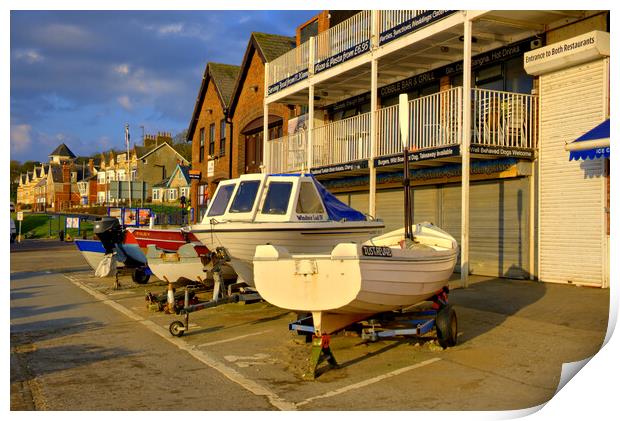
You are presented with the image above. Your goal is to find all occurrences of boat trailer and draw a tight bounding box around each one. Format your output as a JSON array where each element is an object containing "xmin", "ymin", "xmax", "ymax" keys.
[
  {"xmin": 288, "ymin": 287, "xmax": 457, "ymax": 379},
  {"xmin": 166, "ymin": 247, "xmax": 261, "ymax": 337}
]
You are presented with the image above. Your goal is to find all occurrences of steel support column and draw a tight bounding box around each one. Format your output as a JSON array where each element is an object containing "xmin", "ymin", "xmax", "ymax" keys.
[
  {"xmin": 461, "ymin": 15, "xmax": 472, "ymax": 288},
  {"xmin": 263, "ymin": 63, "xmax": 270, "ymax": 174}
]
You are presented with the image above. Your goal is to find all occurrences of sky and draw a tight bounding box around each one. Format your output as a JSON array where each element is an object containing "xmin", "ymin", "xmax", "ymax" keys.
[{"xmin": 9, "ymin": 10, "xmax": 318, "ymax": 163}]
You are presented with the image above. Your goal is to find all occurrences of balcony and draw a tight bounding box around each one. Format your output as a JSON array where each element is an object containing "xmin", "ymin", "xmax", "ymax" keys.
[
  {"xmin": 268, "ymin": 87, "xmax": 538, "ymax": 174},
  {"xmin": 267, "ymin": 10, "xmax": 456, "ymax": 96}
]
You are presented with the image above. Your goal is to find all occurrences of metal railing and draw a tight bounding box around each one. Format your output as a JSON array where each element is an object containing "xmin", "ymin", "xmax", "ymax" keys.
[
  {"xmin": 379, "ymin": 10, "xmax": 427, "ymax": 34},
  {"xmin": 269, "ymin": 131, "xmax": 307, "ymax": 174},
  {"xmin": 267, "ymin": 88, "xmax": 538, "ymax": 172},
  {"xmin": 471, "ymin": 88, "xmax": 538, "ymax": 149},
  {"xmin": 377, "ymin": 87, "xmax": 463, "ymax": 156},
  {"xmin": 313, "ymin": 10, "xmax": 371, "ymax": 67},
  {"xmin": 312, "ymin": 112, "xmax": 371, "ymax": 168},
  {"xmin": 268, "ymin": 39, "xmax": 310, "ymax": 87}
]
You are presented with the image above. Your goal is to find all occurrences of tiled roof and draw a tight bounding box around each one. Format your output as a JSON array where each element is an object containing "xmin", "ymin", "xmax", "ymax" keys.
[
  {"xmin": 210, "ymin": 63, "xmax": 241, "ymax": 108},
  {"xmin": 252, "ymin": 32, "xmax": 296, "ymax": 62},
  {"xmin": 49, "ymin": 143, "xmax": 76, "ymax": 158},
  {"xmin": 49, "ymin": 164, "xmax": 63, "ymax": 182}
]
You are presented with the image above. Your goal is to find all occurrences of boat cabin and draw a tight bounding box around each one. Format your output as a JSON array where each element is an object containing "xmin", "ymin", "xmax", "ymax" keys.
[{"xmin": 201, "ymin": 173, "xmax": 364, "ymax": 224}]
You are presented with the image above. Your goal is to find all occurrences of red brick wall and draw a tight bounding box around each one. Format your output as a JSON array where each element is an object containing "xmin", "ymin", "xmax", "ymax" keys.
[
  {"xmin": 190, "ymin": 74, "xmax": 230, "ymax": 222},
  {"xmin": 231, "ymin": 49, "xmax": 290, "ymax": 178}
]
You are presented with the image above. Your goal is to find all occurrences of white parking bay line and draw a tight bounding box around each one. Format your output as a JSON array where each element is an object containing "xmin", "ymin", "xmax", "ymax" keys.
[
  {"xmin": 295, "ymin": 357, "xmax": 442, "ymax": 408},
  {"xmin": 198, "ymin": 330, "xmax": 273, "ymax": 347},
  {"xmin": 63, "ymin": 274, "xmax": 296, "ymax": 411}
]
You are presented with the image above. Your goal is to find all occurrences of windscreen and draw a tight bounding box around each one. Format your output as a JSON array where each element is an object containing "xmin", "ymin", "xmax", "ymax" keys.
[
  {"xmin": 229, "ymin": 180, "xmax": 261, "ymax": 213},
  {"xmin": 261, "ymin": 182, "xmax": 293, "ymax": 215},
  {"xmin": 207, "ymin": 184, "xmax": 235, "ymax": 216}
]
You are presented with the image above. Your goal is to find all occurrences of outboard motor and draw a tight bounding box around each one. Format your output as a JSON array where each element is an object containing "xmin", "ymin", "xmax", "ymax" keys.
[
  {"xmin": 94, "ymin": 217, "xmax": 124, "ymax": 254},
  {"xmin": 93, "ymin": 216, "xmax": 143, "ymax": 268}
]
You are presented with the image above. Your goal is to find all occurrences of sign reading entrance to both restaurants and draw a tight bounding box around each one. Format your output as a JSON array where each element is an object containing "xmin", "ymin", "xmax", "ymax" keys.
[{"xmin": 207, "ymin": 160, "xmax": 215, "ymax": 178}]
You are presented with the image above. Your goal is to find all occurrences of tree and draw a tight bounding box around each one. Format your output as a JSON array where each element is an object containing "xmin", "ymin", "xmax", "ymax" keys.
[{"xmin": 173, "ymin": 129, "xmax": 189, "ymax": 144}]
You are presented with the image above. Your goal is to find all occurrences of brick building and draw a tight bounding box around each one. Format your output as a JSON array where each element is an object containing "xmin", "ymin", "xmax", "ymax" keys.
[
  {"xmin": 187, "ymin": 62, "xmax": 240, "ymax": 220},
  {"xmin": 228, "ymin": 32, "xmax": 295, "ymax": 180}
]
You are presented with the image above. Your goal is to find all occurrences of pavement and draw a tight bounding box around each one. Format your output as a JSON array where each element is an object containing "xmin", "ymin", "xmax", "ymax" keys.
[{"xmin": 10, "ymin": 240, "xmax": 610, "ymax": 411}]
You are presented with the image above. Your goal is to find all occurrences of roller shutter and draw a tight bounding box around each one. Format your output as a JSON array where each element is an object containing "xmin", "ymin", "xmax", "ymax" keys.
[{"xmin": 538, "ymin": 58, "xmax": 608, "ymax": 286}]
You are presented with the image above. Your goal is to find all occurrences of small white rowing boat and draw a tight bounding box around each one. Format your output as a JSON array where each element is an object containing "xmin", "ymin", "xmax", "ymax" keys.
[{"xmin": 253, "ymin": 222, "xmax": 458, "ymax": 335}]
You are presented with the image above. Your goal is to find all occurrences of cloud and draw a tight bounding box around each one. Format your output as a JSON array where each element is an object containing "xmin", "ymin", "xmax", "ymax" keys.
[
  {"xmin": 36, "ymin": 23, "xmax": 95, "ymax": 49},
  {"xmin": 117, "ymin": 95, "xmax": 132, "ymax": 111},
  {"xmin": 113, "ymin": 64, "xmax": 130, "ymax": 76},
  {"xmin": 11, "ymin": 124, "xmax": 33, "ymax": 154},
  {"xmin": 14, "ymin": 49, "xmax": 44, "ymax": 63},
  {"xmin": 157, "ymin": 23, "xmax": 184, "ymax": 35}
]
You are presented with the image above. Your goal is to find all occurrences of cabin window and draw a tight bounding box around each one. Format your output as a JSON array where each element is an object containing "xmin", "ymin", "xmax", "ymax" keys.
[
  {"xmin": 296, "ymin": 182, "xmax": 325, "ymax": 214},
  {"xmin": 261, "ymin": 182, "xmax": 293, "ymax": 215},
  {"xmin": 207, "ymin": 184, "xmax": 235, "ymax": 216},
  {"xmin": 229, "ymin": 180, "xmax": 261, "ymax": 213}
]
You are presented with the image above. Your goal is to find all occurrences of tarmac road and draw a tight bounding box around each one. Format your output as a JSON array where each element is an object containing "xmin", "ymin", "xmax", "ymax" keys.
[
  {"xmin": 10, "ymin": 245, "xmax": 274, "ymax": 410},
  {"xmin": 10, "ymin": 240, "xmax": 610, "ymax": 412}
]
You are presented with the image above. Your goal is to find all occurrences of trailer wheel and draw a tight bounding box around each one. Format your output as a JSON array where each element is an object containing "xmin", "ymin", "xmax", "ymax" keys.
[
  {"xmin": 436, "ymin": 304, "xmax": 457, "ymax": 349},
  {"xmin": 132, "ymin": 268, "xmax": 150, "ymax": 284},
  {"xmin": 169, "ymin": 320, "xmax": 185, "ymax": 337}
]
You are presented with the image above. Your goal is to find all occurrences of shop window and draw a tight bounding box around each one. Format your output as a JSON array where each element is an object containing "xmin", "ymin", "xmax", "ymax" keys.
[
  {"xmin": 261, "ymin": 182, "xmax": 293, "ymax": 215},
  {"xmin": 296, "ymin": 182, "xmax": 325, "ymax": 214},
  {"xmin": 505, "ymin": 57, "xmax": 533, "ymax": 94},
  {"xmin": 229, "ymin": 180, "xmax": 261, "ymax": 213}
]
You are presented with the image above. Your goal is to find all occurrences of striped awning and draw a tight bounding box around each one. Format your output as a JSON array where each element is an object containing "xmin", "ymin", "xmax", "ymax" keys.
[{"xmin": 565, "ymin": 119, "xmax": 610, "ymax": 161}]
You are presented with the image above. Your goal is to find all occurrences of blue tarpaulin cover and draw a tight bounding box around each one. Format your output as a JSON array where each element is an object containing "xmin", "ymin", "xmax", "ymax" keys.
[
  {"xmin": 271, "ymin": 173, "xmax": 368, "ymax": 221},
  {"xmin": 569, "ymin": 119, "xmax": 610, "ymax": 161}
]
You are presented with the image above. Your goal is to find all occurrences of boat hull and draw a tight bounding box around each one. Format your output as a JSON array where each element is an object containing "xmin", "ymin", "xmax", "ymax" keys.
[
  {"xmin": 191, "ymin": 221, "xmax": 384, "ymax": 286},
  {"xmin": 254, "ymin": 226, "xmax": 457, "ymax": 334},
  {"xmin": 145, "ymin": 243, "xmax": 235, "ymax": 284},
  {"xmin": 128, "ymin": 228, "xmax": 201, "ymax": 252}
]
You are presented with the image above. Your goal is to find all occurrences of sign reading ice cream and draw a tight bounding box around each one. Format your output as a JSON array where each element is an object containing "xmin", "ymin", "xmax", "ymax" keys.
[{"xmin": 524, "ymin": 30, "xmax": 609, "ymax": 75}]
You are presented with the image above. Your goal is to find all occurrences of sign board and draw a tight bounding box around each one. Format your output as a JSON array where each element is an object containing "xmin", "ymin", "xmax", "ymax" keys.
[
  {"xmin": 524, "ymin": 30, "xmax": 610, "ymax": 76},
  {"xmin": 207, "ymin": 160, "xmax": 215, "ymax": 178},
  {"xmin": 314, "ymin": 39, "xmax": 370, "ymax": 74},
  {"xmin": 65, "ymin": 217, "xmax": 80, "ymax": 229},
  {"xmin": 379, "ymin": 10, "xmax": 457, "ymax": 46},
  {"xmin": 375, "ymin": 145, "xmax": 460, "ymax": 167},
  {"xmin": 123, "ymin": 208, "xmax": 138, "ymax": 226},
  {"xmin": 189, "ymin": 169, "xmax": 201, "ymax": 180},
  {"xmin": 16, "ymin": 211, "xmax": 24, "ymax": 221},
  {"xmin": 310, "ymin": 159, "xmax": 369, "ymax": 176},
  {"xmin": 138, "ymin": 208, "xmax": 152, "ymax": 226}
]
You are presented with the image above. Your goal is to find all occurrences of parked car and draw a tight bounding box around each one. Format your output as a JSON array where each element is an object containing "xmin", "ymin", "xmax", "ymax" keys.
[{"xmin": 10, "ymin": 218, "xmax": 16, "ymax": 243}]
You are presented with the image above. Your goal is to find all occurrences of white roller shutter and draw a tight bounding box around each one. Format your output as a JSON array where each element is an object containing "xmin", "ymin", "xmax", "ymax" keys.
[{"xmin": 538, "ymin": 58, "xmax": 607, "ymax": 286}]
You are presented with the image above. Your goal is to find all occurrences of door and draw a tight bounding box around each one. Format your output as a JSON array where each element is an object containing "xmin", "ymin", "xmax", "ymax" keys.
[{"xmin": 245, "ymin": 132, "xmax": 262, "ymax": 174}]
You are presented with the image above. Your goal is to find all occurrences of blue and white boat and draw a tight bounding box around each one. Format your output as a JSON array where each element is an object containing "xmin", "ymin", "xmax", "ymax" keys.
[{"xmin": 190, "ymin": 173, "xmax": 385, "ymax": 286}]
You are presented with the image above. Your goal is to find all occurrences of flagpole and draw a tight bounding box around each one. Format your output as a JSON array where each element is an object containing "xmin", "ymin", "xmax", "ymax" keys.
[{"xmin": 125, "ymin": 123, "xmax": 132, "ymax": 208}]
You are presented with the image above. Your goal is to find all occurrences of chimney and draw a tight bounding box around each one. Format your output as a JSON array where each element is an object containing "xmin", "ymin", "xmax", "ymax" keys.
[
  {"xmin": 88, "ymin": 158, "xmax": 94, "ymax": 174},
  {"xmin": 62, "ymin": 163, "xmax": 71, "ymax": 183}
]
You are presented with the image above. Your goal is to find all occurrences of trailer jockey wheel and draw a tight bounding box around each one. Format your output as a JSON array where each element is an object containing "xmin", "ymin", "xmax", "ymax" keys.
[
  {"xmin": 436, "ymin": 304, "xmax": 457, "ymax": 349},
  {"xmin": 132, "ymin": 268, "xmax": 150, "ymax": 284},
  {"xmin": 169, "ymin": 320, "xmax": 185, "ymax": 337}
]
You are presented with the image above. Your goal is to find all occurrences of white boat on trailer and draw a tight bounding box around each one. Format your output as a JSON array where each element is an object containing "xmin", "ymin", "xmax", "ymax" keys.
[
  {"xmin": 189, "ymin": 173, "xmax": 385, "ymax": 287},
  {"xmin": 254, "ymin": 222, "xmax": 459, "ymax": 336}
]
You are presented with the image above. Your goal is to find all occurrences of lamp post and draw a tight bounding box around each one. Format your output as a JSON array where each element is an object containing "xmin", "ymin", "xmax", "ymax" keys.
[{"xmin": 125, "ymin": 124, "xmax": 132, "ymax": 208}]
